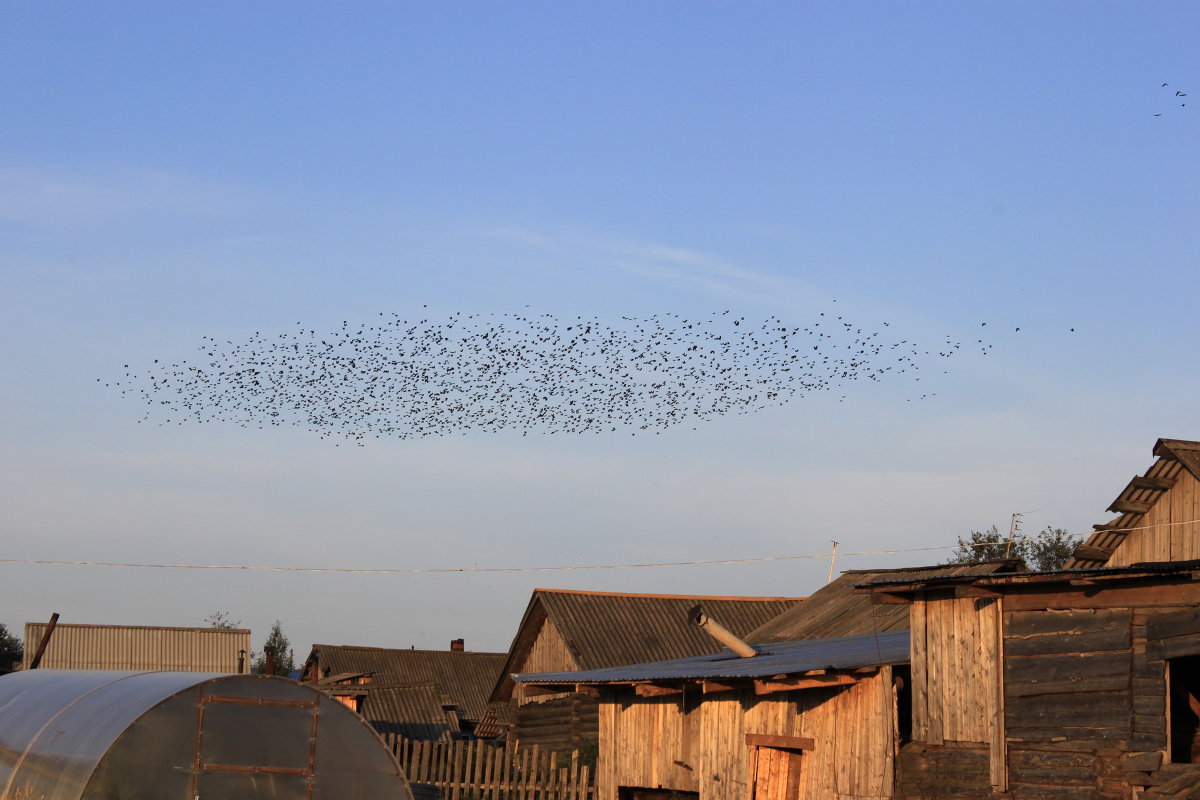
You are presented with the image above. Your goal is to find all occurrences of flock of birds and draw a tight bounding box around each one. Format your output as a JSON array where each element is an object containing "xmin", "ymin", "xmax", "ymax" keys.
[
  {"xmin": 106, "ymin": 310, "xmax": 992, "ymax": 443},
  {"xmin": 1154, "ymin": 82, "xmax": 1188, "ymax": 116}
]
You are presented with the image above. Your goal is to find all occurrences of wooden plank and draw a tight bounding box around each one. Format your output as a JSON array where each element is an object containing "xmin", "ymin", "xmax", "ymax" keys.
[
  {"xmin": 1005, "ymin": 693, "xmax": 1130, "ymax": 728},
  {"xmin": 1005, "ymin": 675, "xmax": 1130, "ymax": 697},
  {"xmin": 927, "ymin": 597, "xmax": 945, "ymax": 746},
  {"xmin": 634, "ymin": 683, "xmax": 683, "ymax": 697},
  {"xmin": 1147, "ymin": 607, "xmax": 1200, "ymax": 640},
  {"xmin": 1005, "ymin": 628, "xmax": 1132, "ymax": 656},
  {"xmin": 1130, "ymin": 476, "xmax": 1177, "ymax": 491},
  {"xmin": 1005, "ymin": 607, "xmax": 1131, "ymax": 637},
  {"xmin": 744, "ymin": 733, "xmax": 816, "ymax": 751},
  {"xmin": 753, "ymin": 674, "xmax": 858, "ymax": 695},
  {"xmin": 911, "ymin": 593, "xmax": 929, "ymax": 741},
  {"xmin": 1072, "ymin": 545, "xmax": 1114, "ymax": 562},
  {"xmin": 1109, "ymin": 499, "xmax": 1153, "ymax": 515},
  {"xmin": 1004, "ymin": 651, "xmax": 1130, "ymax": 683}
]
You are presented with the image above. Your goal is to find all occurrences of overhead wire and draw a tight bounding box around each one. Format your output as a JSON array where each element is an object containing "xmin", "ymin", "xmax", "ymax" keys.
[{"xmin": 0, "ymin": 516, "xmax": 1195, "ymax": 575}]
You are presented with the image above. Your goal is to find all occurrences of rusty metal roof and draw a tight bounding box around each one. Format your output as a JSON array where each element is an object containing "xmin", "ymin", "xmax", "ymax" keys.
[
  {"xmin": 515, "ymin": 629, "xmax": 909, "ymax": 686},
  {"xmin": 303, "ymin": 645, "xmax": 505, "ymax": 722},
  {"xmin": 491, "ymin": 589, "xmax": 804, "ymax": 701},
  {"xmin": 1068, "ymin": 438, "xmax": 1200, "ymax": 569},
  {"xmin": 746, "ymin": 561, "xmax": 1021, "ymax": 643}
]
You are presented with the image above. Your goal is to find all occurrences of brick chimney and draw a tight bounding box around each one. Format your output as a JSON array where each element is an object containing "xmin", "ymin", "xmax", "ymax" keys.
[{"xmin": 450, "ymin": 638, "xmax": 464, "ymax": 652}]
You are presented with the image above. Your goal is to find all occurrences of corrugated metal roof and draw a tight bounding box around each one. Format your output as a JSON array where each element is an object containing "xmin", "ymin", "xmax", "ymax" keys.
[
  {"xmin": 490, "ymin": 589, "xmax": 803, "ymax": 701},
  {"xmin": 1068, "ymin": 438, "xmax": 1200, "ymax": 569},
  {"xmin": 745, "ymin": 561, "xmax": 1019, "ymax": 643},
  {"xmin": 22, "ymin": 623, "xmax": 250, "ymax": 672},
  {"xmin": 859, "ymin": 558, "xmax": 1200, "ymax": 591},
  {"xmin": 305, "ymin": 645, "xmax": 505, "ymax": 722},
  {"xmin": 515, "ymin": 629, "xmax": 909, "ymax": 685},
  {"xmin": 357, "ymin": 682, "xmax": 460, "ymax": 741}
]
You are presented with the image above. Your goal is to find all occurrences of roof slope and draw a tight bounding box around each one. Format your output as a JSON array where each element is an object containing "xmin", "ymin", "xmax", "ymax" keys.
[
  {"xmin": 746, "ymin": 560, "xmax": 1021, "ymax": 643},
  {"xmin": 516, "ymin": 629, "xmax": 910, "ymax": 686},
  {"xmin": 305, "ymin": 645, "xmax": 505, "ymax": 722},
  {"xmin": 358, "ymin": 682, "xmax": 460, "ymax": 741},
  {"xmin": 1068, "ymin": 438, "xmax": 1200, "ymax": 568},
  {"xmin": 492, "ymin": 589, "xmax": 804, "ymax": 701}
]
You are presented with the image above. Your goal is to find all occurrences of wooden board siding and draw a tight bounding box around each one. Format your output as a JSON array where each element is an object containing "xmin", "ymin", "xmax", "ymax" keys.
[
  {"xmin": 596, "ymin": 676, "xmax": 895, "ymax": 800},
  {"xmin": 1107, "ymin": 468, "xmax": 1200, "ymax": 566},
  {"xmin": 518, "ymin": 618, "xmax": 582, "ymax": 705},
  {"xmin": 909, "ymin": 593, "xmax": 1003, "ymax": 785},
  {"xmin": 514, "ymin": 695, "xmax": 600, "ymax": 750}
]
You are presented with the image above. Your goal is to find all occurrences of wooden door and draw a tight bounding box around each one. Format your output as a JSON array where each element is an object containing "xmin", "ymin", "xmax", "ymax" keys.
[{"xmin": 748, "ymin": 744, "xmax": 807, "ymax": 800}]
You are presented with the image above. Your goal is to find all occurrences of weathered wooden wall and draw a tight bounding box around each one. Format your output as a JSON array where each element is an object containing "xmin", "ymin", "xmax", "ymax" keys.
[
  {"xmin": 903, "ymin": 580, "xmax": 1200, "ymax": 800},
  {"xmin": 907, "ymin": 592, "xmax": 1004, "ymax": 794},
  {"xmin": 1107, "ymin": 468, "xmax": 1200, "ymax": 566},
  {"xmin": 514, "ymin": 695, "xmax": 600, "ymax": 751},
  {"xmin": 596, "ymin": 673, "xmax": 895, "ymax": 800},
  {"xmin": 518, "ymin": 617, "xmax": 581, "ymax": 706}
]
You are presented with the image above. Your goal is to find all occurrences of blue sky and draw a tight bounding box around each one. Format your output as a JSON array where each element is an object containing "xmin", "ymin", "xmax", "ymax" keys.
[{"xmin": 2, "ymin": 2, "xmax": 1197, "ymax": 657}]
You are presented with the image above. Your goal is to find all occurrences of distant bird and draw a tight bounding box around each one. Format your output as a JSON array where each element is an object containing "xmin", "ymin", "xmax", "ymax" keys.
[{"xmin": 106, "ymin": 310, "xmax": 995, "ymax": 442}]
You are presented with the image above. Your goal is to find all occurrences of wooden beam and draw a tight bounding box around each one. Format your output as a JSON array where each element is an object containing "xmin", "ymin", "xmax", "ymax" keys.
[
  {"xmin": 870, "ymin": 591, "xmax": 913, "ymax": 605},
  {"xmin": 1108, "ymin": 499, "xmax": 1152, "ymax": 515},
  {"xmin": 634, "ymin": 682, "xmax": 683, "ymax": 697},
  {"xmin": 745, "ymin": 733, "xmax": 815, "ymax": 751},
  {"xmin": 955, "ymin": 585, "xmax": 1002, "ymax": 599},
  {"xmin": 700, "ymin": 680, "xmax": 740, "ymax": 694},
  {"xmin": 754, "ymin": 673, "xmax": 858, "ymax": 695},
  {"xmin": 1072, "ymin": 545, "xmax": 1114, "ymax": 562},
  {"xmin": 1092, "ymin": 523, "xmax": 1129, "ymax": 532},
  {"xmin": 1128, "ymin": 476, "xmax": 1176, "ymax": 491},
  {"xmin": 518, "ymin": 683, "xmax": 569, "ymax": 697},
  {"xmin": 574, "ymin": 684, "xmax": 600, "ymax": 697}
]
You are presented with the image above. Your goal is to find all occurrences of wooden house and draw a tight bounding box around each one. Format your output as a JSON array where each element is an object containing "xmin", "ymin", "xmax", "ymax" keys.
[
  {"xmin": 517, "ymin": 629, "xmax": 910, "ymax": 800},
  {"xmin": 506, "ymin": 564, "xmax": 1011, "ymax": 800},
  {"xmin": 491, "ymin": 589, "xmax": 805, "ymax": 749},
  {"xmin": 300, "ymin": 642, "xmax": 505, "ymax": 738},
  {"xmin": 866, "ymin": 560, "xmax": 1200, "ymax": 800}
]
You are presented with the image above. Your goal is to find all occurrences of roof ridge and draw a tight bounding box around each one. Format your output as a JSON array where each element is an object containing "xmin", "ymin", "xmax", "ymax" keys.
[{"xmin": 533, "ymin": 588, "xmax": 805, "ymax": 601}]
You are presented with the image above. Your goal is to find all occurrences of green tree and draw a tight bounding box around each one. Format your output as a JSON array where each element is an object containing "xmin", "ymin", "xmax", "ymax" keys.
[
  {"xmin": 0, "ymin": 623, "xmax": 23, "ymax": 669},
  {"xmin": 945, "ymin": 525, "xmax": 1077, "ymax": 571},
  {"xmin": 254, "ymin": 620, "xmax": 295, "ymax": 675}
]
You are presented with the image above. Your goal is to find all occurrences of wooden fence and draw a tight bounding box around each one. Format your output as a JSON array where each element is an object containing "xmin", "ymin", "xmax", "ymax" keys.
[{"xmin": 382, "ymin": 736, "xmax": 594, "ymax": 800}]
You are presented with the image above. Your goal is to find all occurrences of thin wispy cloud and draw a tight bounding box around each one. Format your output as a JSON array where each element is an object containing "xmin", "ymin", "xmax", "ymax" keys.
[{"xmin": 474, "ymin": 226, "xmax": 821, "ymax": 307}]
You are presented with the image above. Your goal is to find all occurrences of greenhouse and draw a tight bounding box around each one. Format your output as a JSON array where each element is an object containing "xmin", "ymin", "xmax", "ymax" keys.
[{"xmin": 0, "ymin": 669, "xmax": 414, "ymax": 800}]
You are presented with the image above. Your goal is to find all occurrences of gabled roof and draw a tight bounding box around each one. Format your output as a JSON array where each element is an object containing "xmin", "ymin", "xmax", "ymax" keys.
[
  {"xmin": 515, "ymin": 629, "xmax": 909, "ymax": 687},
  {"xmin": 746, "ymin": 560, "xmax": 1022, "ymax": 643},
  {"xmin": 491, "ymin": 589, "xmax": 804, "ymax": 701},
  {"xmin": 1068, "ymin": 438, "xmax": 1200, "ymax": 568},
  {"xmin": 303, "ymin": 645, "xmax": 505, "ymax": 722}
]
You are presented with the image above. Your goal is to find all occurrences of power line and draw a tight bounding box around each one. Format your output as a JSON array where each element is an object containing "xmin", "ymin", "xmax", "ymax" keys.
[{"xmin": 0, "ymin": 516, "xmax": 1194, "ymax": 575}]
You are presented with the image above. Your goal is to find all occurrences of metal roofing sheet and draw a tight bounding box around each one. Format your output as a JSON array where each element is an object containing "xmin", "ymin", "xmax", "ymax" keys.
[
  {"xmin": 358, "ymin": 682, "xmax": 458, "ymax": 742},
  {"xmin": 514, "ymin": 629, "xmax": 909, "ymax": 685},
  {"xmin": 746, "ymin": 561, "xmax": 1017, "ymax": 643},
  {"xmin": 22, "ymin": 623, "xmax": 250, "ymax": 672},
  {"xmin": 308, "ymin": 646, "xmax": 505, "ymax": 722},
  {"xmin": 533, "ymin": 590, "xmax": 803, "ymax": 669}
]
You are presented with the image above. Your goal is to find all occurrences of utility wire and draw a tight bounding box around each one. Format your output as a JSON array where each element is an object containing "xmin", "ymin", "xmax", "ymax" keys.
[{"xmin": 0, "ymin": 516, "xmax": 1195, "ymax": 575}]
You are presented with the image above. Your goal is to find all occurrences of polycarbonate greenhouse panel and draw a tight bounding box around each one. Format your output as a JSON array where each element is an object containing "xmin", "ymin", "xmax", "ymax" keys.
[{"xmin": 0, "ymin": 670, "xmax": 413, "ymax": 800}]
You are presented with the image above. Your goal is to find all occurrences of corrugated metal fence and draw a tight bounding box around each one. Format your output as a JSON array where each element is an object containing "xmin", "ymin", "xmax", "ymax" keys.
[{"xmin": 383, "ymin": 736, "xmax": 594, "ymax": 800}]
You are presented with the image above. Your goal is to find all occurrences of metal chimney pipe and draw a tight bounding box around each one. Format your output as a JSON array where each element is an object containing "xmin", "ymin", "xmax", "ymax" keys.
[{"xmin": 688, "ymin": 605, "xmax": 757, "ymax": 658}]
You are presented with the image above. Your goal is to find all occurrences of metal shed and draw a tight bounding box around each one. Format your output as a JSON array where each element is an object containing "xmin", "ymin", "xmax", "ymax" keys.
[{"xmin": 0, "ymin": 669, "xmax": 414, "ymax": 800}]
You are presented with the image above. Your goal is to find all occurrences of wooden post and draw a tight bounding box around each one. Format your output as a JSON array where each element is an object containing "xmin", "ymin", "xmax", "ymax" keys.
[{"xmin": 28, "ymin": 612, "xmax": 60, "ymax": 669}]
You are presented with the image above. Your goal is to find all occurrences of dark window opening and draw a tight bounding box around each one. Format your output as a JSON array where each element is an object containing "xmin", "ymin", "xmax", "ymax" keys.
[
  {"xmin": 1169, "ymin": 655, "xmax": 1200, "ymax": 763},
  {"xmin": 619, "ymin": 788, "xmax": 699, "ymax": 800},
  {"xmin": 894, "ymin": 665, "xmax": 913, "ymax": 746}
]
